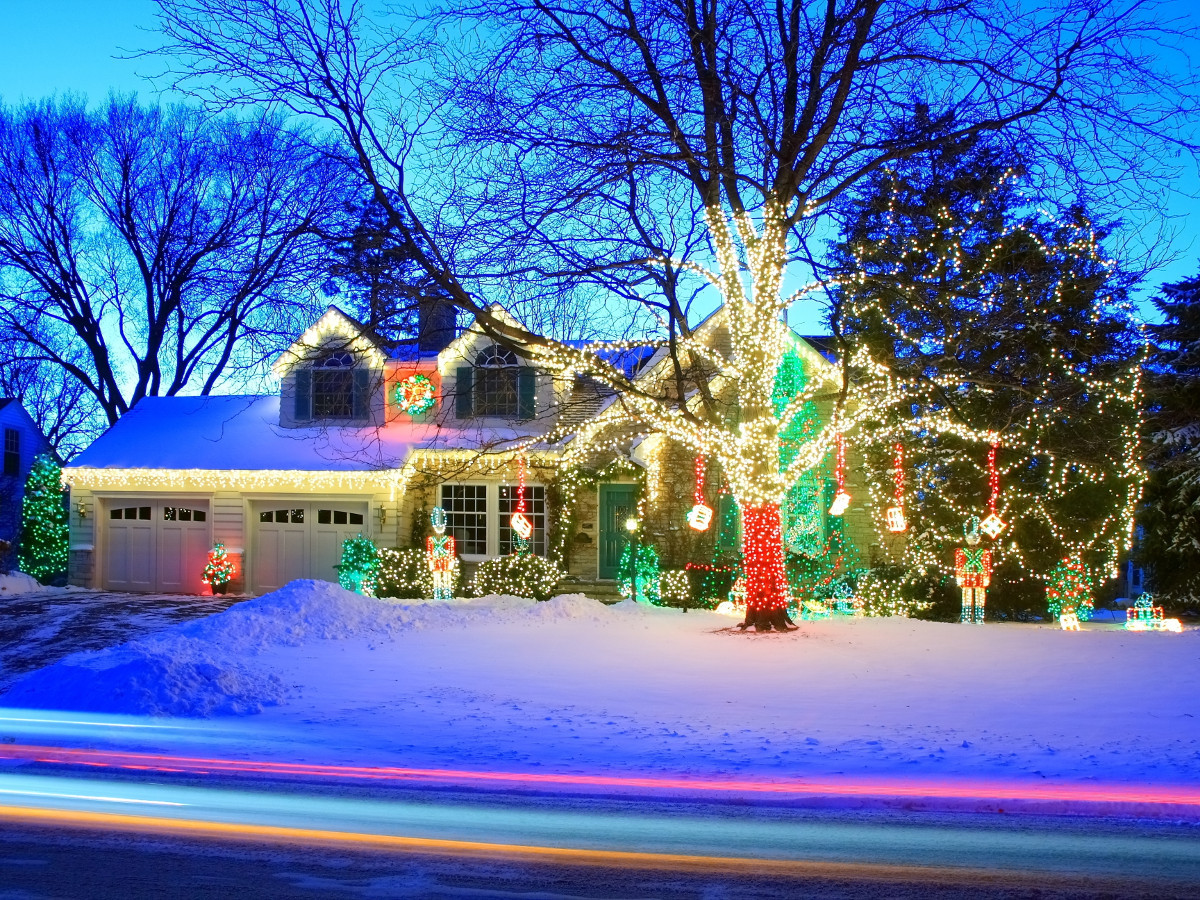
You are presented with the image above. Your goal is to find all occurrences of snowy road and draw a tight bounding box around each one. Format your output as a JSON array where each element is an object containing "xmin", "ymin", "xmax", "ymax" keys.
[{"xmin": 0, "ymin": 770, "xmax": 1198, "ymax": 896}]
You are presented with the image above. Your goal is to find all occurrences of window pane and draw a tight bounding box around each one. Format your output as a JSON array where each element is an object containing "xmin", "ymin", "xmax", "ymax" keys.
[
  {"xmin": 312, "ymin": 369, "xmax": 354, "ymax": 419},
  {"xmin": 275, "ymin": 510, "xmax": 289, "ymax": 522},
  {"xmin": 441, "ymin": 484, "xmax": 487, "ymax": 555},
  {"xmin": 164, "ymin": 507, "xmax": 177, "ymax": 521},
  {"xmin": 349, "ymin": 512, "xmax": 363, "ymax": 525},
  {"xmin": 138, "ymin": 507, "xmax": 151, "ymax": 520},
  {"xmin": 499, "ymin": 485, "xmax": 546, "ymax": 556},
  {"xmin": 476, "ymin": 368, "xmax": 518, "ymax": 417},
  {"xmin": 290, "ymin": 509, "xmax": 304, "ymax": 524},
  {"xmin": 110, "ymin": 508, "xmax": 122, "ymax": 520},
  {"xmin": 179, "ymin": 508, "xmax": 192, "ymax": 522},
  {"xmin": 124, "ymin": 507, "xmax": 137, "ymax": 519},
  {"xmin": 318, "ymin": 509, "xmax": 332, "ymax": 524},
  {"xmin": 194, "ymin": 510, "xmax": 207, "ymax": 522},
  {"xmin": 260, "ymin": 511, "xmax": 272, "ymax": 523},
  {"xmin": 333, "ymin": 510, "xmax": 347, "ymax": 525}
]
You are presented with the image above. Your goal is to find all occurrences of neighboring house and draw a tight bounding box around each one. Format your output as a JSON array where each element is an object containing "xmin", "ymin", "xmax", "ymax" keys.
[
  {"xmin": 63, "ymin": 304, "xmax": 877, "ymax": 594},
  {"xmin": 0, "ymin": 399, "xmax": 55, "ymax": 572}
]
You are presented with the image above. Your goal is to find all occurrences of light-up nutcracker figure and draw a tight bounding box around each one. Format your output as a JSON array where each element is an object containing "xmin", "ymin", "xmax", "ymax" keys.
[
  {"xmin": 954, "ymin": 516, "xmax": 992, "ymax": 625},
  {"xmin": 426, "ymin": 506, "xmax": 458, "ymax": 601}
]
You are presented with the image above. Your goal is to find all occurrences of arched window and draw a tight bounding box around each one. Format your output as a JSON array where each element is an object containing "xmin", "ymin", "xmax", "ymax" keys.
[{"xmin": 294, "ymin": 350, "xmax": 370, "ymax": 422}]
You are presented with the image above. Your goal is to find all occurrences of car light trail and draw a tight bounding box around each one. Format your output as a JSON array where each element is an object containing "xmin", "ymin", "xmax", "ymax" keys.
[
  {"xmin": 1, "ymin": 743, "xmax": 1199, "ymax": 810},
  {"xmin": 0, "ymin": 802, "xmax": 1160, "ymax": 889}
]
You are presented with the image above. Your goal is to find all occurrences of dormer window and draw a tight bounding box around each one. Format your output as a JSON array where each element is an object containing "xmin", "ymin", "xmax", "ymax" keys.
[
  {"xmin": 294, "ymin": 350, "xmax": 371, "ymax": 423},
  {"xmin": 455, "ymin": 345, "xmax": 536, "ymax": 420},
  {"xmin": 313, "ymin": 352, "xmax": 354, "ymax": 419}
]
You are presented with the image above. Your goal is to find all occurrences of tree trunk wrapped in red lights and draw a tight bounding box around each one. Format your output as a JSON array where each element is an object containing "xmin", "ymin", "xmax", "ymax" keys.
[{"xmin": 739, "ymin": 502, "xmax": 794, "ymax": 631}]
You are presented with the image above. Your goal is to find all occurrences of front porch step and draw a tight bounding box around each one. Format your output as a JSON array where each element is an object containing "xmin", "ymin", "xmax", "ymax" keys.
[{"xmin": 556, "ymin": 579, "xmax": 624, "ymax": 602}]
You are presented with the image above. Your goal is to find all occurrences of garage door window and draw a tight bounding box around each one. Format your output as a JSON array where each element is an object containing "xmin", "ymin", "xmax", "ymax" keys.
[
  {"xmin": 317, "ymin": 509, "xmax": 364, "ymax": 525},
  {"xmin": 110, "ymin": 506, "xmax": 151, "ymax": 520},
  {"xmin": 260, "ymin": 509, "xmax": 305, "ymax": 523},
  {"xmin": 164, "ymin": 507, "xmax": 207, "ymax": 522}
]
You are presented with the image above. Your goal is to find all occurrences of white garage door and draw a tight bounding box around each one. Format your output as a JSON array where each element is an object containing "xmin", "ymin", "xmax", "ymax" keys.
[
  {"xmin": 252, "ymin": 502, "xmax": 369, "ymax": 594},
  {"xmin": 104, "ymin": 501, "xmax": 211, "ymax": 593}
]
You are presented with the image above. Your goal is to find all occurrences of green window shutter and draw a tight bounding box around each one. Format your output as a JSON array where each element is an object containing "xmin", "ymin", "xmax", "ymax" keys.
[
  {"xmin": 455, "ymin": 367, "xmax": 474, "ymax": 418},
  {"xmin": 517, "ymin": 367, "xmax": 536, "ymax": 420},
  {"xmin": 294, "ymin": 369, "xmax": 312, "ymax": 422},
  {"xmin": 353, "ymin": 369, "xmax": 371, "ymax": 420}
]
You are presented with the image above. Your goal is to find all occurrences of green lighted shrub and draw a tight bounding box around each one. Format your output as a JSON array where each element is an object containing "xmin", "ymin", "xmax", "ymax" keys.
[
  {"xmin": 18, "ymin": 454, "xmax": 68, "ymax": 584},
  {"xmin": 471, "ymin": 553, "xmax": 565, "ymax": 602},
  {"xmin": 337, "ymin": 534, "xmax": 379, "ymax": 597}
]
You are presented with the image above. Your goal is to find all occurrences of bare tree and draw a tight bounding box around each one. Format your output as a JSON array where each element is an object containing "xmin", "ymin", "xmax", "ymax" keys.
[
  {"xmin": 0, "ymin": 96, "xmax": 353, "ymax": 426},
  {"xmin": 0, "ymin": 339, "xmax": 99, "ymax": 460},
  {"xmin": 153, "ymin": 0, "xmax": 1197, "ymax": 629}
]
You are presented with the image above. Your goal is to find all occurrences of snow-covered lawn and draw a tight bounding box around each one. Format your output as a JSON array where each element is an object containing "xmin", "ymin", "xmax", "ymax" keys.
[{"xmin": 2, "ymin": 580, "xmax": 1197, "ymax": 788}]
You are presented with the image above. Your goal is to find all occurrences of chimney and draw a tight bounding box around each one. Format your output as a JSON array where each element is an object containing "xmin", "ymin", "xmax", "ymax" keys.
[{"xmin": 416, "ymin": 295, "xmax": 457, "ymax": 354}]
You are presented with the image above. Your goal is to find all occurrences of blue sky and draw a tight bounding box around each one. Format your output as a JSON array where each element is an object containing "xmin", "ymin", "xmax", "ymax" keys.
[{"xmin": 1, "ymin": 0, "xmax": 1197, "ymax": 322}]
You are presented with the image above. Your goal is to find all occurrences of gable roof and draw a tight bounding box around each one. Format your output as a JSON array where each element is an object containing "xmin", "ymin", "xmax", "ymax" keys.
[{"xmin": 271, "ymin": 306, "xmax": 389, "ymax": 377}]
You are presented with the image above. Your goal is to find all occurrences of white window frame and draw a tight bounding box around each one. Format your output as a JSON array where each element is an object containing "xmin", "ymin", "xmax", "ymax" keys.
[{"xmin": 440, "ymin": 482, "xmax": 547, "ymax": 561}]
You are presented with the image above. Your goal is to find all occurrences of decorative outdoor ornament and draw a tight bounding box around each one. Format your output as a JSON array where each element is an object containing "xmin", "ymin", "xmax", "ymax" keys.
[
  {"xmin": 954, "ymin": 516, "xmax": 992, "ymax": 625},
  {"xmin": 1124, "ymin": 594, "xmax": 1183, "ymax": 633},
  {"xmin": 1059, "ymin": 613, "xmax": 1081, "ymax": 631},
  {"xmin": 509, "ymin": 454, "xmax": 533, "ymax": 549},
  {"xmin": 510, "ymin": 511, "xmax": 534, "ymax": 540},
  {"xmin": 687, "ymin": 454, "xmax": 713, "ymax": 531},
  {"xmin": 395, "ymin": 374, "xmax": 435, "ymax": 416},
  {"xmin": 426, "ymin": 506, "xmax": 458, "ymax": 601},
  {"xmin": 885, "ymin": 442, "xmax": 908, "ymax": 532},
  {"xmin": 687, "ymin": 503, "xmax": 713, "ymax": 531},
  {"xmin": 829, "ymin": 433, "xmax": 851, "ymax": 516},
  {"xmin": 979, "ymin": 440, "xmax": 1006, "ymax": 538}
]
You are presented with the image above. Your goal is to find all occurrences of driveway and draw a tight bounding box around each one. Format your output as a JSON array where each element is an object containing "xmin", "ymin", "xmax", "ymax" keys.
[{"xmin": 0, "ymin": 590, "xmax": 245, "ymax": 689}]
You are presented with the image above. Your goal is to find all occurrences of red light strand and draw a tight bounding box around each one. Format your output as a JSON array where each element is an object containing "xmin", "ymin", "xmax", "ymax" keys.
[
  {"xmin": 987, "ymin": 441, "xmax": 999, "ymax": 515},
  {"xmin": 893, "ymin": 442, "xmax": 904, "ymax": 506},
  {"xmin": 743, "ymin": 502, "xmax": 789, "ymax": 612},
  {"xmin": 517, "ymin": 455, "xmax": 527, "ymax": 513},
  {"xmin": 694, "ymin": 454, "xmax": 705, "ymax": 505}
]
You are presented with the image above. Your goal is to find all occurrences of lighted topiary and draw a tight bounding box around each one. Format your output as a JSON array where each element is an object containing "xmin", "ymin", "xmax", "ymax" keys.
[
  {"xmin": 1046, "ymin": 557, "xmax": 1094, "ymax": 622},
  {"xmin": 471, "ymin": 553, "xmax": 565, "ymax": 602},
  {"xmin": 337, "ymin": 533, "xmax": 380, "ymax": 597},
  {"xmin": 201, "ymin": 543, "xmax": 237, "ymax": 594},
  {"xmin": 18, "ymin": 454, "xmax": 68, "ymax": 584},
  {"xmin": 658, "ymin": 569, "xmax": 693, "ymax": 610},
  {"xmin": 618, "ymin": 542, "xmax": 660, "ymax": 604}
]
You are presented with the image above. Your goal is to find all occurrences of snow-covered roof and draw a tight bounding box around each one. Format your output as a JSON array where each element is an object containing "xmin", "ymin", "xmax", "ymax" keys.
[{"xmin": 70, "ymin": 396, "xmax": 556, "ymax": 472}]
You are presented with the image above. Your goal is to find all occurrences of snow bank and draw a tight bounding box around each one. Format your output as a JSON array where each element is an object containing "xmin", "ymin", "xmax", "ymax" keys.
[
  {"xmin": 0, "ymin": 582, "xmax": 631, "ymax": 717},
  {"xmin": 0, "ymin": 572, "xmax": 49, "ymax": 594}
]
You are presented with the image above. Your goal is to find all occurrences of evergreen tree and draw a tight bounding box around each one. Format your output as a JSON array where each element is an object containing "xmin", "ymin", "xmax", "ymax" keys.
[
  {"xmin": 1140, "ymin": 275, "xmax": 1200, "ymax": 605},
  {"xmin": 328, "ymin": 197, "xmax": 456, "ymax": 350},
  {"xmin": 831, "ymin": 135, "xmax": 1142, "ymax": 602},
  {"xmin": 18, "ymin": 454, "xmax": 68, "ymax": 583}
]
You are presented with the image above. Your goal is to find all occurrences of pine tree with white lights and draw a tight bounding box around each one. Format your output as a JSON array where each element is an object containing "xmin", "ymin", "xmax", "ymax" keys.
[
  {"xmin": 831, "ymin": 135, "xmax": 1143, "ymax": 597},
  {"xmin": 18, "ymin": 454, "xmax": 68, "ymax": 584}
]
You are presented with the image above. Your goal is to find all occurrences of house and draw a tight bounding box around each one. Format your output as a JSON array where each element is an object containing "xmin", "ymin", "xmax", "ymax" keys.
[
  {"xmin": 0, "ymin": 399, "xmax": 55, "ymax": 571},
  {"xmin": 63, "ymin": 305, "xmax": 877, "ymax": 595}
]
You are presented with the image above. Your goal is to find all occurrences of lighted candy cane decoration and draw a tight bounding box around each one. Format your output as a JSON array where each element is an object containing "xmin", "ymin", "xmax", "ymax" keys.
[
  {"xmin": 686, "ymin": 454, "xmax": 713, "ymax": 531},
  {"xmin": 979, "ymin": 438, "xmax": 1006, "ymax": 539},
  {"xmin": 885, "ymin": 442, "xmax": 907, "ymax": 532},
  {"xmin": 510, "ymin": 454, "xmax": 533, "ymax": 546},
  {"xmin": 829, "ymin": 432, "xmax": 851, "ymax": 516}
]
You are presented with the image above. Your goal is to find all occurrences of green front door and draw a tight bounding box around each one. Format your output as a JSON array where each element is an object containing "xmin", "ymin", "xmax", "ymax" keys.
[{"xmin": 598, "ymin": 484, "xmax": 636, "ymax": 579}]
